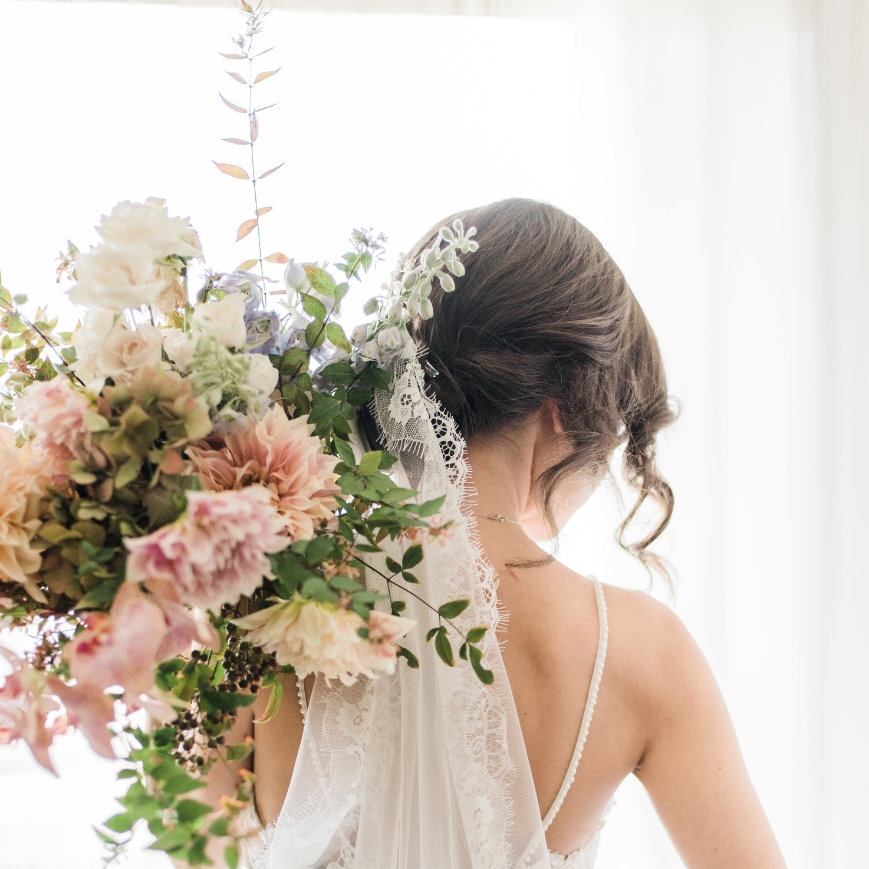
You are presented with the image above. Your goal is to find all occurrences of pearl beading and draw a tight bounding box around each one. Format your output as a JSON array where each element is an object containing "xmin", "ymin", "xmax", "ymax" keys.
[
  {"xmin": 296, "ymin": 675, "xmax": 308, "ymax": 723},
  {"xmin": 541, "ymin": 577, "xmax": 608, "ymax": 833}
]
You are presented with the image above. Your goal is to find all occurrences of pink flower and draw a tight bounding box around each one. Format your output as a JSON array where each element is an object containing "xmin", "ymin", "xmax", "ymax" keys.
[
  {"xmin": 0, "ymin": 427, "xmax": 55, "ymax": 602},
  {"xmin": 63, "ymin": 583, "xmax": 202, "ymax": 724},
  {"xmin": 187, "ymin": 405, "xmax": 339, "ymax": 543},
  {"xmin": 356, "ymin": 609, "xmax": 417, "ymax": 678},
  {"xmin": 16, "ymin": 377, "xmax": 91, "ymax": 463},
  {"xmin": 0, "ymin": 647, "xmax": 67, "ymax": 775},
  {"xmin": 233, "ymin": 596, "xmax": 416, "ymax": 686},
  {"xmin": 125, "ymin": 487, "xmax": 288, "ymax": 613},
  {"xmin": 44, "ymin": 676, "xmax": 116, "ymax": 760}
]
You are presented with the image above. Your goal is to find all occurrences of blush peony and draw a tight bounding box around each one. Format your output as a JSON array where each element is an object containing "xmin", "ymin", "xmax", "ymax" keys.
[
  {"xmin": 16, "ymin": 377, "xmax": 91, "ymax": 464},
  {"xmin": 186, "ymin": 405, "xmax": 339, "ymax": 543},
  {"xmin": 0, "ymin": 427, "xmax": 55, "ymax": 602},
  {"xmin": 233, "ymin": 596, "xmax": 416, "ymax": 685},
  {"xmin": 124, "ymin": 486, "xmax": 288, "ymax": 613},
  {"xmin": 97, "ymin": 198, "xmax": 202, "ymax": 261}
]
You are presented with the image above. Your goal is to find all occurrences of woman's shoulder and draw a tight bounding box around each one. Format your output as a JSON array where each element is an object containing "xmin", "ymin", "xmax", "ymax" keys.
[{"xmin": 599, "ymin": 582, "xmax": 709, "ymax": 721}]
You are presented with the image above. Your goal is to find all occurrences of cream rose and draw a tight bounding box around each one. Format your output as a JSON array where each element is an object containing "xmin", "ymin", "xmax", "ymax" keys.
[
  {"xmin": 246, "ymin": 354, "xmax": 279, "ymax": 395},
  {"xmin": 95, "ymin": 322, "xmax": 163, "ymax": 381},
  {"xmin": 68, "ymin": 243, "xmax": 167, "ymax": 312},
  {"xmin": 71, "ymin": 308, "xmax": 116, "ymax": 379},
  {"xmin": 162, "ymin": 328, "xmax": 197, "ymax": 372},
  {"xmin": 191, "ymin": 293, "xmax": 247, "ymax": 350},
  {"xmin": 97, "ymin": 198, "xmax": 202, "ymax": 261}
]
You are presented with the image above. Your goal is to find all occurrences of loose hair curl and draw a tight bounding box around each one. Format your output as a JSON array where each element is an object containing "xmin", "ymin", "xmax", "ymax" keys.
[{"xmin": 407, "ymin": 198, "xmax": 676, "ymax": 583}]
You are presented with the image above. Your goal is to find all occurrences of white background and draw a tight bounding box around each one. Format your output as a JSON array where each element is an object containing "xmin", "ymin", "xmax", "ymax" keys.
[{"xmin": 1, "ymin": 2, "xmax": 867, "ymax": 868}]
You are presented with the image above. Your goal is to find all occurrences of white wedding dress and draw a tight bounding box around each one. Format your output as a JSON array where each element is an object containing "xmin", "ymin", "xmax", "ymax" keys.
[{"xmin": 242, "ymin": 348, "xmax": 610, "ymax": 869}]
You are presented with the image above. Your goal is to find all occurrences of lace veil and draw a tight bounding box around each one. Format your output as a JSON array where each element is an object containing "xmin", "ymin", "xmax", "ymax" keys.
[{"xmin": 254, "ymin": 344, "xmax": 551, "ymax": 869}]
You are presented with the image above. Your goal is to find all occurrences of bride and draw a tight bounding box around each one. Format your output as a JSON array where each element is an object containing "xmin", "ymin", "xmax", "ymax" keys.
[{"xmin": 193, "ymin": 198, "xmax": 787, "ymax": 869}]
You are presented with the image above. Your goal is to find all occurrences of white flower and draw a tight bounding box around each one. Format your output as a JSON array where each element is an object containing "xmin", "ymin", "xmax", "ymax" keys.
[
  {"xmin": 191, "ymin": 294, "xmax": 247, "ymax": 350},
  {"xmin": 233, "ymin": 596, "xmax": 416, "ymax": 686},
  {"xmin": 377, "ymin": 326, "xmax": 403, "ymax": 353},
  {"xmin": 69, "ymin": 243, "xmax": 168, "ymax": 312},
  {"xmin": 350, "ymin": 324, "xmax": 370, "ymax": 347},
  {"xmin": 246, "ymin": 354, "xmax": 279, "ymax": 395},
  {"xmin": 72, "ymin": 309, "xmax": 117, "ymax": 379},
  {"xmin": 95, "ymin": 322, "xmax": 163, "ymax": 381},
  {"xmin": 283, "ymin": 259, "xmax": 310, "ymax": 296},
  {"xmin": 358, "ymin": 340, "xmax": 381, "ymax": 364},
  {"xmin": 162, "ymin": 328, "xmax": 197, "ymax": 372},
  {"xmin": 97, "ymin": 198, "xmax": 202, "ymax": 261}
]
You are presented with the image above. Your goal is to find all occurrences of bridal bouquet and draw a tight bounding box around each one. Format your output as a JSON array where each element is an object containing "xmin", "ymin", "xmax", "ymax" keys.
[{"xmin": 0, "ymin": 5, "xmax": 487, "ymax": 866}]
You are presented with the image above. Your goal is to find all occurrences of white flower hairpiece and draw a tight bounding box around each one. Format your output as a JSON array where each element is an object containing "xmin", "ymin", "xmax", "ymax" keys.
[{"xmin": 351, "ymin": 219, "xmax": 479, "ymax": 365}]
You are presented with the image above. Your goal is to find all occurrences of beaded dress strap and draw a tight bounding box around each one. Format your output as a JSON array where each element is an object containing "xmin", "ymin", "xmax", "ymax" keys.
[{"xmin": 541, "ymin": 577, "xmax": 608, "ymax": 831}]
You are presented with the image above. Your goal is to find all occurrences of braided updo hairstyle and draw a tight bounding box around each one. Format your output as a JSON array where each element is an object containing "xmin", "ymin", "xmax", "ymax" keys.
[{"xmin": 406, "ymin": 198, "xmax": 676, "ymax": 582}]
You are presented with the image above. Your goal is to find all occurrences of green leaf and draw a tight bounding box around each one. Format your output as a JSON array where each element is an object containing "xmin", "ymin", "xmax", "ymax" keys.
[
  {"xmin": 326, "ymin": 322, "xmax": 352, "ymax": 352},
  {"xmin": 396, "ymin": 645, "xmax": 419, "ymax": 669},
  {"xmin": 302, "ymin": 265, "xmax": 336, "ymax": 297},
  {"xmin": 224, "ymin": 739, "xmax": 254, "ymax": 761},
  {"xmin": 305, "ymin": 535, "xmax": 335, "ymax": 563},
  {"xmin": 413, "ymin": 495, "xmax": 446, "ymax": 518},
  {"xmin": 459, "ymin": 642, "xmax": 468, "ymax": 660},
  {"xmin": 115, "ymin": 456, "xmax": 142, "ymax": 489},
  {"xmin": 307, "ymin": 396, "xmax": 342, "ymax": 425},
  {"xmin": 197, "ymin": 690, "xmax": 257, "ymax": 713},
  {"xmin": 301, "ymin": 293, "xmax": 328, "ymax": 321},
  {"xmin": 305, "ymin": 320, "xmax": 325, "ymax": 349},
  {"xmin": 175, "ymin": 799, "xmax": 214, "ymax": 823},
  {"xmin": 329, "ymin": 575, "xmax": 363, "ymax": 593},
  {"xmin": 279, "ymin": 347, "xmax": 308, "ymax": 375},
  {"xmin": 357, "ymin": 450, "xmax": 381, "ymax": 477},
  {"xmin": 104, "ymin": 812, "xmax": 136, "ymax": 833},
  {"xmin": 77, "ymin": 578, "xmax": 123, "ymax": 609},
  {"xmin": 402, "ymin": 543, "xmax": 424, "ymax": 570},
  {"xmin": 466, "ymin": 626, "xmax": 488, "ymax": 643},
  {"xmin": 469, "ymin": 644, "xmax": 495, "ymax": 685},
  {"xmin": 225, "ymin": 846, "xmax": 240, "ymax": 869},
  {"xmin": 434, "ymin": 627, "xmax": 455, "ymax": 667},
  {"xmin": 338, "ymin": 474, "xmax": 366, "ymax": 495},
  {"xmin": 438, "ymin": 599, "xmax": 470, "ymax": 620},
  {"xmin": 401, "ymin": 571, "xmax": 420, "ymax": 584},
  {"xmin": 302, "ymin": 576, "xmax": 338, "ymax": 603},
  {"xmin": 391, "ymin": 600, "xmax": 407, "ymax": 615},
  {"xmin": 359, "ymin": 364, "xmax": 391, "ymax": 391},
  {"xmin": 254, "ymin": 675, "xmax": 282, "ymax": 724},
  {"xmin": 320, "ymin": 359, "xmax": 356, "ymax": 386},
  {"xmin": 385, "ymin": 556, "xmax": 402, "ymax": 574},
  {"xmin": 161, "ymin": 773, "xmax": 208, "ymax": 796},
  {"xmin": 346, "ymin": 387, "xmax": 372, "ymax": 406},
  {"xmin": 149, "ymin": 828, "xmax": 192, "ymax": 853},
  {"xmin": 334, "ymin": 437, "xmax": 356, "ymax": 467},
  {"xmin": 209, "ymin": 817, "xmax": 230, "ymax": 837},
  {"xmin": 425, "ymin": 627, "xmax": 440, "ymax": 643}
]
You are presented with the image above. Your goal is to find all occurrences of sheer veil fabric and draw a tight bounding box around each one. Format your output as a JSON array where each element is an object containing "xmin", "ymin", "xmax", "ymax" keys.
[{"xmin": 249, "ymin": 345, "xmax": 551, "ymax": 869}]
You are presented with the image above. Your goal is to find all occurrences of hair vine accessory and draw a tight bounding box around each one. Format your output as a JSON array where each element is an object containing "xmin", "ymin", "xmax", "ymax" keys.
[{"xmin": 349, "ymin": 219, "xmax": 479, "ymax": 367}]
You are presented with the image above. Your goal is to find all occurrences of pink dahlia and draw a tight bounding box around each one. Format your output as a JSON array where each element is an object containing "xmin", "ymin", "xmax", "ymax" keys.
[
  {"xmin": 187, "ymin": 405, "xmax": 339, "ymax": 543},
  {"xmin": 125, "ymin": 486, "xmax": 287, "ymax": 613},
  {"xmin": 233, "ymin": 596, "xmax": 416, "ymax": 686},
  {"xmin": 16, "ymin": 377, "xmax": 92, "ymax": 463}
]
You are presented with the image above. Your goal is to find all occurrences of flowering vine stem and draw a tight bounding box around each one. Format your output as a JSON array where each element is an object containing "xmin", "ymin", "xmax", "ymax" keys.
[
  {"xmin": 353, "ymin": 556, "xmax": 469, "ymax": 642},
  {"xmin": 0, "ymin": 296, "xmax": 85, "ymax": 387}
]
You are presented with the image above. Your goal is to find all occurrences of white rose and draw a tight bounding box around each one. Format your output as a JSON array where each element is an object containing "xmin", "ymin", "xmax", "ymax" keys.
[
  {"xmin": 72, "ymin": 308, "xmax": 117, "ymax": 378},
  {"xmin": 69, "ymin": 243, "xmax": 168, "ymax": 312},
  {"xmin": 162, "ymin": 328, "xmax": 197, "ymax": 372},
  {"xmin": 97, "ymin": 198, "xmax": 202, "ymax": 260},
  {"xmin": 246, "ymin": 354, "xmax": 279, "ymax": 395},
  {"xmin": 95, "ymin": 321, "xmax": 163, "ymax": 381},
  {"xmin": 191, "ymin": 293, "xmax": 247, "ymax": 350}
]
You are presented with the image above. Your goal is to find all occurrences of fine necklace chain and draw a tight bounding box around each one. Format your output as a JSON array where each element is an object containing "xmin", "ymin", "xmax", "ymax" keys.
[{"xmin": 475, "ymin": 512, "xmax": 521, "ymax": 526}]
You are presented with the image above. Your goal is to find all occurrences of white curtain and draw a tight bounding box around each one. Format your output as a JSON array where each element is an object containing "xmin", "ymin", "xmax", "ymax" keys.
[{"xmin": 0, "ymin": 2, "xmax": 865, "ymax": 868}]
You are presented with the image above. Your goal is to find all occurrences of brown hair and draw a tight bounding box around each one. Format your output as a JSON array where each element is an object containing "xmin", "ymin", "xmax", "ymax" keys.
[{"xmin": 407, "ymin": 198, "xmax": 676, "ymax": 582}]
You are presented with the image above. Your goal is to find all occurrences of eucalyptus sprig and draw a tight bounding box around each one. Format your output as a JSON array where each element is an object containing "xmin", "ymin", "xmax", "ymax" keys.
[{"xmin": 213, "ymin": 1, "xmax": 287, "ymax": 276}]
